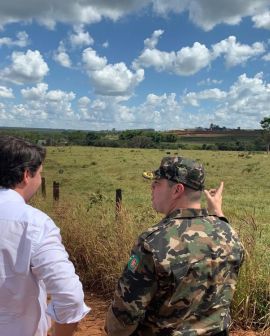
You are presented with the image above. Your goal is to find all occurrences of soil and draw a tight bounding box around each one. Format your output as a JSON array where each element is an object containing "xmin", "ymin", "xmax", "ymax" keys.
[
  {"xmin": 75, "ymin": 293, "xmax": 107, "ymax": 336},
  {"xmin": 74, "ymin": 293, "xmax": 267, "ymax": 336}
]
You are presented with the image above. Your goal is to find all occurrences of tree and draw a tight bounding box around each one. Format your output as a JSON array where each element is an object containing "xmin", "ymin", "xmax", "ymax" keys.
[
  {"xmin": 161, "ymin": 133, "xmax": 177, "ymax": 143},
  {"xmin": 67, "ymin": 130, "xmax": 87, "ymax": 145},
  {"xmin": 86, "ymin": 132, "xmax": 101, "ymax": 145},
  {"xmin": 128, "ymin": 135, "xmax": 154, "ymax": 148},
  {"xmin": 260, "ymin": 117, "xmax": 270, "ymax": 154},
  {"xmin": 119, "ymin": 130, "xmax": 142, "ymax": 140}
]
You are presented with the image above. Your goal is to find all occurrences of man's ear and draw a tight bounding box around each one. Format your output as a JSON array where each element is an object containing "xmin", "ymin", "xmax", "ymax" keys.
[
  {"xmin": 173, "ymin": 183, "xmax": 184, "ymax": 198},
  {"xmin": 23, "ymin": 169, "xmax": 31, "ymax": 185}
]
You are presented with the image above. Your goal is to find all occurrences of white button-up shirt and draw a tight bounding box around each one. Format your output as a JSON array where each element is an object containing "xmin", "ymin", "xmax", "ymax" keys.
[{"xmin": 0, "ymin": 189, "xmax": 90, "ymax": 336}]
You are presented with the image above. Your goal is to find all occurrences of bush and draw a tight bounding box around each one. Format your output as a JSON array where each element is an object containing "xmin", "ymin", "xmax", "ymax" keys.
[{"xmin": 127, "ymin": 135, "xmax": 155, "ymax": 148}]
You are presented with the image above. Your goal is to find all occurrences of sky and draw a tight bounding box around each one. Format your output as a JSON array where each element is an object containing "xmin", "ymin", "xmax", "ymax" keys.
[{"xmin": 0, "ymin": 1, "xmax": 270, "ymax": 131}]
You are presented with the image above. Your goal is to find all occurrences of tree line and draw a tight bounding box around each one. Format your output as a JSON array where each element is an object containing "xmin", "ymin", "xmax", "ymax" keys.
[{"xmin": 0, "ymin": 117, "xmax": 269, "ymax": 153}]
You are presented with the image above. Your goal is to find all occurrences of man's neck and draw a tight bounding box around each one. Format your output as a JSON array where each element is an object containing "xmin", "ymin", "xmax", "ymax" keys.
[
  {"xmin": 14, "ymin": 185, "xmax": 27, "ymax": 202},
  {"xmin": 166, "ymin": 200, "xmax": 201, "ymax": 216}
]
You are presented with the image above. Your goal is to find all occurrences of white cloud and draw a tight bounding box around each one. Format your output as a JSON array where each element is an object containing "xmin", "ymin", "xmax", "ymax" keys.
[
  {"xmin": 224, "ymin": 72, "xmax": 270, "ymax": 116},
  {"xmin": 93, "ymin": 72, "xmax": 270, "ymax": 130},
  {"xmin": 46, "ymin": 89, "xmax": 75, "ymax": 102},
  {"xmin": 198, "ymin": 78, "xmax": 223, "ymax": 86},
  {"xmin": 77, "ymin": 96, "xmax": 91, "ymax": 119},
  {"xmin": 53, "ymin": 42, "xmax": 72, "ymax": 68},
  {"xmin": 135, "ymin": 32, "xmax": 265, "ymax": 76},
  {"xmin": 102, "ymin": 41, "xmax": 109, "ymax": 48},
  {"xmin": 120, "ymin": 92, "xmax": 183, "ymax": 129},
  {"xmin": 91, "ymin": 99, "xmax": 106, "ymax": 110},
  {"xmin": 0, "ymin": 0, "xmax": 149, "ymax": 29},
  {"xmin": 212, "ymin": 36, "xmax": 265, "ymax": 67},
  {"xmin": 12, "ymin": 103, "xmax": 35, "ymax": 119},
  {"xmin": 0, "ymin": 1, "xmax": 268, "ymax": 31},
  {"xmin": 86, "ymin": 72, "xmax": 270, "ymax": 129},
  {"xmin": 134, "ymin": 48, "xmax": 175, "ymax": 72},
  {"xmin": 152, "ymin": 0, "xmax": 270, "ymax": 31},
  {"xmin": 252, "ymin": 11, "xmax": 270, "ymax": 29},
  {"xmin": 20, "ymin": 83, "xmax": 76, "ymax": 122},
  {"xmin": 135, "ymin": 39, "xmax": 211, "ymax": 76},
  {"xmin": 152, "ymin": 1, "xmax": 188, "ymax": 17},
  {"xmin": 182, "ymin": 72, "xmax": 270, "ymax": 129},
  {"xmin": 144, "ymin": 29, "xmax": 164, "ymax": 49},
  {"xmin": 174, "ymin": 42, "xmax": 212, "ymax": 75},
  {"xmin": 181, "ymin": 72, "xmax": 270, "ymax": 128},
  {"xmin": 3, "ymin": 71, "xmax": 269, "ymax": 130},
  {"xmin": 70, "ymin": 25, "xmax": 94, "ymax": 48},
  {"xmin": 0, "ymin": 85, "xmax": 14, "ymax": 98},
  {"xmin": 78, "ymin": 96, "xmax": 91, "ymax": 107},
  {"xmin": 116, "ymin": 105, "xmax": 136, "ymax": 124},
  {"xmin": 262, "ymin": 53, "xmax": 270, "ymax": 61},
  {"xmin": 146, "ymin": 93, "xmax": 167, "ymax": 105},
  {"xmin": 0, "ymin": 0, "xmax": 269, "ymax": 35},
  {"xmin": 82, "ymin": 47, "xmax": 144, "ymax": 96},
  {"xmin": 77, "ymin": 96, "xmax": 110, "ymax": 121},
  {"xmin": 0, "ymin": 101, "xmax": 39, "ymax": 124},
  {"xmin": 183, "ymin": 88, "xmax": 227, "ymax": 107},
  {"xmin": 21, "ymin": 83, "xmax": 48, "ymax": 100},
  {"xmin": 91, "ymin": 63, "xmax": 144, "ymax": 96},
  {"xmin": 1, "ymin": 50, "xmax": 49, "ymax": 84},
  {"xmin": 0, "ymin": 31, "xmax": 30, "ymax": 47},
  {"xmin": 82, "ymin": 48, "xmax": 107, "ymax": 71},
  {"xmin": 54, "ymin": 50, "xmax": 72, "ymax": 68},
  {"xmin": 0, "ymin": 102, "xmax": 19, "ymax": 123},
  {"xmin": 0, "ymin": 103, "xmax": 9, "ymax": 120},
  {"xmin": 77, "ymin": 96, "xmax": 113, "ymax": 122}
]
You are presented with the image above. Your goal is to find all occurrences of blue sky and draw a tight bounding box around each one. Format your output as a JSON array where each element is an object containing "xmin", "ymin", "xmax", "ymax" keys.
[{"xmin": 0, "ymin": 0, "xmax": 270, "ymax": 130}]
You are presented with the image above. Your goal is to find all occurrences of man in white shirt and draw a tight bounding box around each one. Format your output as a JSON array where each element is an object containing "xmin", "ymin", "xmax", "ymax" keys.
[{"xmin": 0, "ymin": 135, "xmax": 90, "ymax": 336}]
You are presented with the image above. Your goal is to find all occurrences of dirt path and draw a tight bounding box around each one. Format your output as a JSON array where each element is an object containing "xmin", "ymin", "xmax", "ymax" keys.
[
  {"xmin": 75, "ymin": 293, "xmax": 107, "ymax": 336},
  {"xmin": 75, "ymin": 293, "xmax": 266, "ymax": 336}
]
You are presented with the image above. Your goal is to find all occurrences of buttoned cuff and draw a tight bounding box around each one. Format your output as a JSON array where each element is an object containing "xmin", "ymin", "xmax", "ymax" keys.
[{"xmin": 46, "ymin": 302, "xmax": 90, "ymax": 324}]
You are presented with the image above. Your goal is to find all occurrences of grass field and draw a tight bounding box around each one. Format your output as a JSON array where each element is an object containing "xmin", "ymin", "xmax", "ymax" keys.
[{"xmin": 32, "ymin": 146, "xmax": 270, "ymax": 331}]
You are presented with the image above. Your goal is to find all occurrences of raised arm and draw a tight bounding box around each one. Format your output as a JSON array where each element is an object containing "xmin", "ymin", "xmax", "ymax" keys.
[{"xmin": 204, "ymin": 181, "xmax": 224, "ymax": 217}]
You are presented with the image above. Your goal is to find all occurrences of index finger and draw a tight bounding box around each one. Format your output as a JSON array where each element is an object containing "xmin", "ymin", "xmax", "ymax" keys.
[{"xmin": 215, "ymin": 181, "xmax": 224, "ymax": 196}]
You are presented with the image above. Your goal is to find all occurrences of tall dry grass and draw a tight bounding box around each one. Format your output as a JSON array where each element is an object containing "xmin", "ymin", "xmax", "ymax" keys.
[
  {"xmin": 33, "ymin": 196, "xmax": 160, "ymax": 296},
  {"xmin": 231, "ymin": 215, "xmax": 270, "ymax": 332}
]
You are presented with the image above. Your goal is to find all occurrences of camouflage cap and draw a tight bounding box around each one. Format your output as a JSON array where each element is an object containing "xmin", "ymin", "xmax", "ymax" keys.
[{"xmin": 143, "ymin": 156, "xmax": 205, "ymax": 191}]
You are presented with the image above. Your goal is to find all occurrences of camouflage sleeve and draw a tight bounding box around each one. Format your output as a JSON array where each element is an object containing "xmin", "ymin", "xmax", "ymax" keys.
[{"xmin": 105, "ymin": 238, "xmax": 157, "ymax": 336}]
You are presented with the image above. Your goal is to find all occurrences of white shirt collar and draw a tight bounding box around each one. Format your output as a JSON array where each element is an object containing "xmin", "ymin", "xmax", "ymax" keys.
[{"xmin": 0, "ymin": 188, "xmax": 25, "ymax": 203}]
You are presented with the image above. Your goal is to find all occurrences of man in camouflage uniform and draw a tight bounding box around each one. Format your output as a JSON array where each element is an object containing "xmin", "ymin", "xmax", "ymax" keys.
[{"xmin": 105, "ymin": 157, "xmax": 244, "ymax": 336}]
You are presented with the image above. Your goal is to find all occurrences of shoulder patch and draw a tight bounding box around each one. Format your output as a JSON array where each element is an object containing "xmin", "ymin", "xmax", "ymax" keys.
[{"xmin": 127, "ymin": 254, "xmax": 140, "ymax": 272}]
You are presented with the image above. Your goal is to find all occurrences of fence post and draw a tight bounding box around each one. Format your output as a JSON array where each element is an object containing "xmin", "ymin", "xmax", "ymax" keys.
[
  {"xmin": 53, "ymin": 181, "xmax": 60, "ymax": 201},
  {"xmin": 115, "ymin": 188, "xmax": 122, "ymax": 218},
  {"xmin": 41, "ymin": 177, "xmax": 46, "ymax": 197}
]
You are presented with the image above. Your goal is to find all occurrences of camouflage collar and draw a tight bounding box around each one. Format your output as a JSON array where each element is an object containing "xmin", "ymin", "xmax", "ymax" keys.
[
  {"xmin": 166, "ymin": 208, "xmax": 209, "ymax": 219},
  {"xmin": 145, "ymin": 208, "xmax": 211, "ymax": 238}
]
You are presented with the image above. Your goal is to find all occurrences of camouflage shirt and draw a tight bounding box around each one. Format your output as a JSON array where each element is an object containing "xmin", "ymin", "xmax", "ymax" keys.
[{"xmin": 106, "ymin": 208, "xmax": 244, "ymax": 336}]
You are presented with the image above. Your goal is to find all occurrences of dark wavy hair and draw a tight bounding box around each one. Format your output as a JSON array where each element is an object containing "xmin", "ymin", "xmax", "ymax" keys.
[{"xmin": 0, "ymin": 135, "xmax": 46, "ymax": 188}]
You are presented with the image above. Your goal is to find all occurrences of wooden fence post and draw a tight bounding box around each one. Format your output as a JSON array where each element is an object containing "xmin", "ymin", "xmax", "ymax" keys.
[
  {"xmin": 53, "ymin": 181, "xmax": 60, "ymax": 201},
  {"xmin": 41, "ymin": 177, "xmax": 46, "ymax": 197},
  {"xmin": 115, "ymin": 188, "xmax": 122, "ymax": 217}
]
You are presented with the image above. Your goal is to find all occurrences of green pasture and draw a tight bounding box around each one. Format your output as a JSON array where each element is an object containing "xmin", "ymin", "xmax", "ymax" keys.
[
  {"xmin": 33, "ymin": 146, "xmax": 270, "ymax": 331},
  {"xmin": 41, "ymin": 146, "xmax": 270, "ymax": 226}
]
